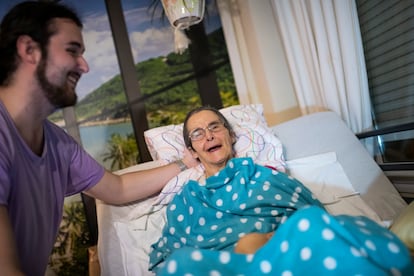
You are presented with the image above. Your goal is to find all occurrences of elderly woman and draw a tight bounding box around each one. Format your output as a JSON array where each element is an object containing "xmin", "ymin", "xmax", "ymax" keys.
[{"xmin": 149, "ymin": 106, "xmax": 413, "ymax": 275}]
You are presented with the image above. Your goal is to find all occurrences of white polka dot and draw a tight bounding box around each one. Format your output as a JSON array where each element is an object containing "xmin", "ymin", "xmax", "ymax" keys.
[
  {"xmin": 350, "ymin": 246, "xmax": 362, "ymax": 257},
  {"xmin": 199, "ymin": 217, "xmax": 206, "ymax": 226},
  {"xmin": 173, "ymin": 242, "xmax": 181, "ymax": 248},
  {"xmin": 257, "ymin": 195, "xmax": 264, "ymax": 201},
  {"xmin": 324, "ymin": 257, "xmax": 337, "ymax": 270},
  {"xmin": 260, "ymin": 260, "xmax": 272, "ymax": 273},
  {"xmin": 189, "ymin": 206, "xmax": 194, "ymax": 215},
  {"xmin": 248, "ymin": 190, "xmax": 253, "ymax": 197},
  {"xmin": 271, "ymin": 210, "xmax": 279, "ymax": 216},
  {"xmin": 180, "ymin": 237, "xmax": 187, "ymax": 244},
  {"xmin": 360, "ymin": 248, "xmax": 368, "ymax": 257},
  {"xmin": 240, "ymin": 177, "xmax": 246, "ymax": 184},
  {"xmin": 170, "ymin": 204, "xmax": 176, "ymax": 211},
  {"xmin": 240, "ymin": 203, "xmax": 246, "ymax": 210},
  {"xmin": 300, "ymin": 247, "xmax": 312, "ymax": 260},
  {"xmin": 246, "ymin": 254, "xmax": 254, "ymax": 262},
  {"xmin": 240, "ymin": 218, "xmax": 248, "ymax": 223},
  {"xmin": 298, "ymin": 219, "xmax": 310, "ymax": 231},
  {"xmin": 365, "ymin": 240, "xmax": 376, "ymax": 251},
  {"xmin": 255, "ymin": 172, "xmax": 261, "ymax": 178},
  {"xmin": 360, "ymin": 228, "xmax": 371, "ymax": 235},
  {"xmin": 242, "ymin": 160, "xmax": 249, "ymax": 165},
  {"xmin": 177, "ymin": 214, "xmax": 184, "ymax": 222},
  {"xmin": 280, "ymin": 241, "xmax": 289, "ymax": 252},
  {"xmin": 356, "ymin": 219, "xmax": 366, "ymax": 227},
  {"xmin": 255, "ymin": 221, "xmax": 263, "ymax": 230},
  {"xmin": 388, "ymin": 242, "xmax": 400, "ymax": 254},
  {"xmin": 254, "ymin": 207, "xmax": 261, "ymax": 214},
  {"xmin": 384, "ymin": 232, "xmax": 395, "ymax": 240},
  {"xmin": 186, "ymin": 226, "xmax": 191, "ymax": 234},
  {"xmin": 226, "ymin": 228, "xmax": 233, "ymax": 234},
  {"xmin": 211, "ymin": 225, "xmax": 218, "ymax": 230},
  {"xmin": 322, "ymin": 228, "xmax": 334, "ymax": 240},
  {"xmin": 390, "ymin": 268, "xmax": 402, "ymax": 276},
  {"xmin": 216, "ymin": 199, "xmax": 223, "ymax": 207},
  {"xmin": 192, "ymin": 250, "xmax": 203, "ymax": 261},
  {"xmin": 210, "ymin": 271, "xmax": 221, "ymax": 276},
  {"xmin": 263, "ymin": 183, "xmax": 270, "ymax": 191},
  {"xmin": 197, "ymin": 235, "xmax": 204, "ymax": 242},
  {"xmin": 322, "ymin": 214, "xmax": 330, "ymax": 224},
  {"xmin": 281, "ymin": 271, "xmax": 292, "ymax": 276},
  {"xmin": 169, "ymin": 227, "xmax": 176, "ymax": 235},
  {"xmin": 229, "ymin": 161, "xmax": 235, "ymax": 168},
  {"xmin": 224, "ymin": 177, "xmax": 230, "ymax": 184},
  {"xmin": 232, "ymin": 193, "xmax": 239, "ymax": 200},
  {"xmin": 167, "ymin": 260, "xmax": 177, "ymax": 273},
  {"xmin": 295, "ymin": 187, "xmax": 302, "ymax": 193},
  {"xmin": 226, "ymin": 185, "xmax": 232, "ymax": 192},
  {"xmin": 219, "ymin": 251, "xmax": 231, "ymax": 264},
  {"xmin": 250, "ymin": 180, "xmax": 257, "ymax": 185},
  {"xmin": 216, "ymin": 211, "xmax": 223, "ymax": 219},
  {"xmin": 275, "ymin": 194, "xmax": 282, "ymax": 200}
]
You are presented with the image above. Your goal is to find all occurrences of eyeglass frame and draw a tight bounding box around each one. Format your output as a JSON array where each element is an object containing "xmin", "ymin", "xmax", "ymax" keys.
[{"xmin": 188, "ymin": 120, "xmax": 227, "ymax": 141}]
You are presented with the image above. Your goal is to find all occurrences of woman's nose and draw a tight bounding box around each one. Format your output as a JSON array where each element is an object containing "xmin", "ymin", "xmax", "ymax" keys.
[{"xmin": 205, "ymin": 129, "xmax": 215, "ymax": 140}]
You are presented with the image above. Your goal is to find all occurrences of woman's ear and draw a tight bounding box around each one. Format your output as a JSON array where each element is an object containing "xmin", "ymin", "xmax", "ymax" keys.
[
  {"xmin": 231, "ymin": 131, "xmax": 237, "ymax": 144},
  {"xmin": 188, "ymin": 146, "xmax": 199, "ymax": 160},
  {"xmin": 16, "ymin": 35, "xmax": 40, "ymax": 64}
]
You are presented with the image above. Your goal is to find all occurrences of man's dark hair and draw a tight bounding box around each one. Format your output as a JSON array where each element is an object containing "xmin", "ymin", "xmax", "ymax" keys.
[{"xmin": 0, "ymin": 1, "xmax": 82, "ymax": 85}]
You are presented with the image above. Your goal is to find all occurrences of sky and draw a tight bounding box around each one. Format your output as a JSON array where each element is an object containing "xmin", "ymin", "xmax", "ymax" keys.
[{"xmin": 0, "ymin": 0, "xmax": 222, "ymax": 100}]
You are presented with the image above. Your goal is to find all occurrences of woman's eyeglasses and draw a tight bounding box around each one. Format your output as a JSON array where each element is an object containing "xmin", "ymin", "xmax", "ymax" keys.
[{"xmin": 189, "ymin": 121, "xmax": 226, "ymax": 141}]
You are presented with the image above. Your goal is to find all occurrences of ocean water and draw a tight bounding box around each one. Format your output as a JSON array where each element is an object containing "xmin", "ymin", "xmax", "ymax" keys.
[{"xmin": 79, "ymin": 122, "xmax": 134, "ymax": 169}]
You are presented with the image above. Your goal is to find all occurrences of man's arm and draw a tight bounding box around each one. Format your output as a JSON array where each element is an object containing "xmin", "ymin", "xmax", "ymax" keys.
[
  {"xmin": 0, "ymin": 206, "xmax": 24, "ymax": 276},
  {"xmin": 85, "ymin": 152, "xmax": 198, "ymax": 205}
]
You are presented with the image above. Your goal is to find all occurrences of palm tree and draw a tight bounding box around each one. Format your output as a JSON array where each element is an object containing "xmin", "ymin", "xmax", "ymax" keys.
[{"xmin": 102, "ymin": 133, "xmax": 139, "ymax": 170}]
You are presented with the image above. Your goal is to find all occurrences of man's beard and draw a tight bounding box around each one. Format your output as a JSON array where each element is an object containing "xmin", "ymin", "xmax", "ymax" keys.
[{"xmin": 36, "ymin": 58, "xmax": 78, "ymax": 109}]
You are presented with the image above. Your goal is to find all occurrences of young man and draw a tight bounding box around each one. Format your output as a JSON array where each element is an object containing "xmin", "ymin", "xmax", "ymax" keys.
[{"xmin": 0, "ymin": 2, "xmax": 196, "ymax": 275}]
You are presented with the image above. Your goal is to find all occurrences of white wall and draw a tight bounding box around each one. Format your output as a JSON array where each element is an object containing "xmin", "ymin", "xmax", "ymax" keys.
[{"xmin": 218, "ymin": 0, "xmax": 301, "ymax": 125}]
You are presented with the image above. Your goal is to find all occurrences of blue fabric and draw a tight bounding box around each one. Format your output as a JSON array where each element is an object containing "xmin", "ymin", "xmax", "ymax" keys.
[
  {"xmin": 149, "ymin": 157, "xmax": 324, "ymax": 271},
  {"xmin": 158, "ymin": 206, "xmax": 414, "ymax": 275}
]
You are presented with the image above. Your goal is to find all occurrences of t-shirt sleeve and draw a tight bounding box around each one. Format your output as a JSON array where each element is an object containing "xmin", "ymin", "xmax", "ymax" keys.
[{"xmin": 66, "ymin": 142, "xmax": 105, "ymax": 196}]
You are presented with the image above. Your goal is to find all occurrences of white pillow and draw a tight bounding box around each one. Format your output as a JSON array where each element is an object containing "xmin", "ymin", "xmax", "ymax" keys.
[
  {"xmin": 286, "ymin": 152, "xmax": 383, "ymax": 224},
  {"xmin": 144, "ymin": 104, "xmax": 286, "ymax": 171}
]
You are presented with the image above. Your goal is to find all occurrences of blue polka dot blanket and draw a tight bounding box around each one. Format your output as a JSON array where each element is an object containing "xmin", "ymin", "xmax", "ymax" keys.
[{"xmin": 149, "ymin": 157, "xmax": 413, "ymax": 275}]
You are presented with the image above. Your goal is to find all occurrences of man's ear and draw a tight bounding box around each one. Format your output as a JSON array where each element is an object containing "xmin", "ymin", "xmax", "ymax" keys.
[{"xmin": 16, "ymin": 35, "xmax": 40, "ymax": 64}]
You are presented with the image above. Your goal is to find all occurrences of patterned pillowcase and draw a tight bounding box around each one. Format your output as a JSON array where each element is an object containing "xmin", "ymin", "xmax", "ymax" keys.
[
  {"xmin": 144, "ymin": 104, "xmax": 286, "ymax": 206},
  {"xmin": 144, "ymin": 104, "xmax": 285, "ymax": 170}
]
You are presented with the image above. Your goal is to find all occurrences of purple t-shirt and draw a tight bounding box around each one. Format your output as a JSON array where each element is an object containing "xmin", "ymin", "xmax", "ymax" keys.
[{"xmin": 0, "ymin": 102, "xmax": 105, "ymax": 276}]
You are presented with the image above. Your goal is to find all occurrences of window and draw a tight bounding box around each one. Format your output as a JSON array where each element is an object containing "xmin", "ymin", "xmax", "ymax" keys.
[
  {"xmin": 356, "ymin": 0, "xmax": 414, "ymax": 164},
  {"xmin": 356, "ymin": 0, "xmax": 414, "ymax": 202}
]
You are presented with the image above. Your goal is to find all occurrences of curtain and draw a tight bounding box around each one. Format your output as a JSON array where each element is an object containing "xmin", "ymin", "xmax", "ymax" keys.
[{"xmin": 271, "ymin": 0, "xmax": 372, "ymax": 133}]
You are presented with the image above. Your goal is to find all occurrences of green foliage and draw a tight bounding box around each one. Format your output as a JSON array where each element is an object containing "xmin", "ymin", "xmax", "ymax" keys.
[
  {"xmin": 49, "ymin": 201, "xmax": 89, "ymax": 275},
  {"xmin": 58, "ymin": 27, "xmax": 238, "ymax": 128},
  {"xmin": 102, "ymin": 133, "xmax": 139, "ymax": 170}
]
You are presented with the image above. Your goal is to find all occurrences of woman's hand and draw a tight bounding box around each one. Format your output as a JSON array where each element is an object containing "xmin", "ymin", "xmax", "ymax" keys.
[{"xmin": 182, "ymin": 147, "xmax": 199, "ymax": 169}]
